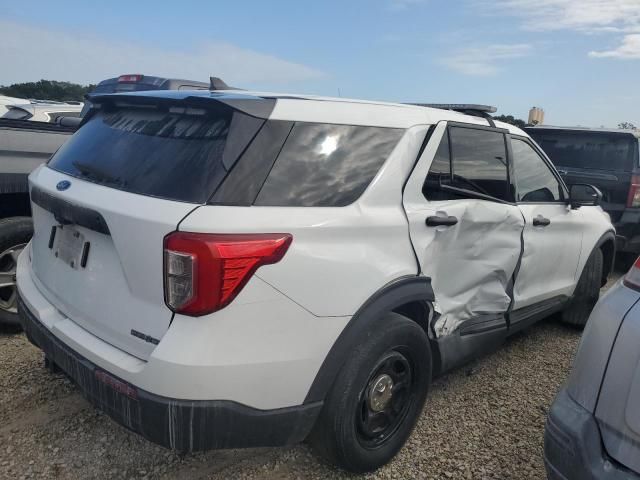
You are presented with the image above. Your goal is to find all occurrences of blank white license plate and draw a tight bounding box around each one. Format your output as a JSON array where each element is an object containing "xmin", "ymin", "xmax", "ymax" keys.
[{"xmin": 52, "ymin": 226, "xmax": 86, "ymax": 269}]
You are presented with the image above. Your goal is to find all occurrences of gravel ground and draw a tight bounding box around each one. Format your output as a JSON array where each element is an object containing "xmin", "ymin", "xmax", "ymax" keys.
[{"xmin": 0, "ymin": 271, "xmax": 623, "ymax": 480}]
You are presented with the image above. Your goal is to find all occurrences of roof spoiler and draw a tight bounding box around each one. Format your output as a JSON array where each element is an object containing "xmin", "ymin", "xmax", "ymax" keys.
[{"xmin": 209, "ymin": 76, "xmax": 243, "ymax": 91}]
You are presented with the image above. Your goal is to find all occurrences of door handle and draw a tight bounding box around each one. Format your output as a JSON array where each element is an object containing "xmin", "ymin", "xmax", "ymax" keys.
[
  {"xmin": 426, "ymin": 215, "xmax": 458, "ymax": 227},
  {"xmin": 532, "ymin": 215, "xmax": 551, "ymax": 227}
]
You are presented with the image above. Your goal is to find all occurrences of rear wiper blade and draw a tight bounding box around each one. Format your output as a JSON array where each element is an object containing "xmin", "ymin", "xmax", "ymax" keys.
[{"xmin": 72, "ymin": 161, "xmax": 125, "ymax": 187}]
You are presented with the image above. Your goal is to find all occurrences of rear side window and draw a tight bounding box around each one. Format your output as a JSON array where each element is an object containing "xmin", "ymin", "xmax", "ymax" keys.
[
  {"xmin": 528, "ymin": 130, "xmax": 638, "ymax": 171},
  {"xmin": 48, "ymin": 106, "xmax": 263, "ymax": 203},
  {"xmin": 254, "ymin": 123, "xmax": 404, "ymax": 207},
  {"xmin": 423, "ymin": 126, "xmax": 511, "ymax": 202}
]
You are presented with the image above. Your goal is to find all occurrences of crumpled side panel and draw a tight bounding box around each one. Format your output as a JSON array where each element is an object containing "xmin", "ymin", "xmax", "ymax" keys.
[{"xmin": 422, "ymin": 201, "xmax": 525, "ymax": 337}]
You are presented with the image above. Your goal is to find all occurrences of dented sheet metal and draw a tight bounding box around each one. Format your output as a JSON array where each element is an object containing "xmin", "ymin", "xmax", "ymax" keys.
[
  {"xmin": 422, "ymin": 201, "xmax": 524, "ymax": 336},
  {"xmin": 403, "ymin": 193, "xmax": 524, "ymax": 337}
]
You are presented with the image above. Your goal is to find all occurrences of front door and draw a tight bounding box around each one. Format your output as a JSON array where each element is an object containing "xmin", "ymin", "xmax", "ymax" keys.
[
  {"xmin": 403, "ymin": 122, "xmax": 524, "ymax": 337},
  {"xmin": 510, "ymin": 136, "xmax": 584, "ymax": 310}
]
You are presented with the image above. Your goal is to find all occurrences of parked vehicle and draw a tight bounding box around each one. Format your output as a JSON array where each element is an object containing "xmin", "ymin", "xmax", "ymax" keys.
[
  {"xmin": 0, "ymin": 74, "xmax": 210, "ymax": 327},
  {"xmin": 526, "ymin": 126, "xmax": 640, "ymax": 256},
  {"xmin": 17, "ymin": 89, "xmax": 614, "ymax": 472},
  {"xmin": 2, "ymin": 103, "xmax": 83, "ymax": 122},
  {"xmin": 0, "ymin": 95, "xmax": 29, "ymax": 117},
  {"xmin": 545, "ymin": 258, "xmax": 640, "ymax": 479}
]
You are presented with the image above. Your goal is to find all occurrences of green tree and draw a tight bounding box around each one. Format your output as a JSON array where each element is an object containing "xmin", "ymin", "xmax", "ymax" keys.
[
  {"xmin": 618, "ymin": 122, "xmax": 637, "ymax": 130},
  {"xmin": 0, "ymin": 80, "xmax": 95, "ymax": 102},
  {"xmin": 493, "ymin": 114, "xmax": 527, "ymax": 129}
]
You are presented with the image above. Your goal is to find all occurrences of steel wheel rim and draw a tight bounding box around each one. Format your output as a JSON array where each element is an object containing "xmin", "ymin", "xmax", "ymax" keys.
[
  {"xmin": 0, "ymin": 243, "xmax": 26, "ymax": 314},
  {"xmin": 356, "ymin": 349, "xmax": 415, "ymax": 449}
]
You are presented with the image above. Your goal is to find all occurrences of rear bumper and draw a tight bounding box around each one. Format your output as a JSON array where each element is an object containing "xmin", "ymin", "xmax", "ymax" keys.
[
  {"xmin": 544, "ymin": 388, "xmax": 639, "ymax": 480},
  {"xmin": 614, "ymin": 211, "xmax": 640, "ymax": 253},
  {"xmin": 18, "ymin": 295, "xmax": 322, "ymax": 452}
]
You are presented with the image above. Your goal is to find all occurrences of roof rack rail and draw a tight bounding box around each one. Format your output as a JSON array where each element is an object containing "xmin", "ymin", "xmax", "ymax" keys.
[
  {"xmin": 408, "ymin": 103, "xmax": 497, "ymax": 114},
  {"xmin": 209, "ymin": 76, "xmax": 243, "ymax": 91},
  {"xmin": 407, "ymin": 103, "xmax": 497, "ymax": 127}
]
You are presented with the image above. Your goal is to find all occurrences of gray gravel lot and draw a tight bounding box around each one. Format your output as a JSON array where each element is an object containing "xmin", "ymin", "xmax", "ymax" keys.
[{"xmin": 0, "ymin": 271, "xmax": 623, "ymax": 480}]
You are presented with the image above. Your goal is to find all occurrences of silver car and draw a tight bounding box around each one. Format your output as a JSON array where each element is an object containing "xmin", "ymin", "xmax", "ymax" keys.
[{"xmin": 545, "ymin": 259, "xmax": 640, "ymax": 479}]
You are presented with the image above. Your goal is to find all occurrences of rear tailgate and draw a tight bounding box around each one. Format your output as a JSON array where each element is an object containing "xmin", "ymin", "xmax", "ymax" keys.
[
  {"xmin": 559, "ymin": 168, "xmax": 631, "ymax": 221},
  {"xmin": 527, "ymin": 128, "xmax": 639, "ymax": 221},
  {"xmin": 25, "ymin": 96, "xmax": 269, "ymax": 360},
  {"xmin": 28, "ymin": 167, "xmax": 196, "ymax": 360}
]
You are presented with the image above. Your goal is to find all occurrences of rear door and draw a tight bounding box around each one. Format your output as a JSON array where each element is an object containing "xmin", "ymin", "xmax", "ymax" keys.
[
  {"xmin": 403, "ymin": 122, "xmax": 524, "ymax": 337},
  {"xmin": 510, "ymin": 136, "xmax": 583, "ymax": 310},
  {"xmin": 28, "ymin": 100, "xmax": 264, "ymax": 360}
]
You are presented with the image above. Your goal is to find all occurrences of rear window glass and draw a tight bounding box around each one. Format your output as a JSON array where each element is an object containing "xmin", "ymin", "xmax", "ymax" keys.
[
  {"xmin": 528, "ymin": 130, "xmax": 638, "ymax": 171},
  {"xmin": 48, "ymin": 107, "xmax": 263, "ymax": 203},
  {"xmin": 254, "ymin": 123, "xmax": 404, "ymax": 207}
]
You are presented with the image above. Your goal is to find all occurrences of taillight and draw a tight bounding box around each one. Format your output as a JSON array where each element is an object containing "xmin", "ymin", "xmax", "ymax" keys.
[
  {"xmin": 623, "ymin": 257, "xmax": 640, "ymax": 291},
  {"xmin": 118, "ymin": 74, "xmax": 143, "ymax": 83},
  {"xmin": 164, "ymin": 232, "xmax": 292, "ymax": 316},
  {"xmin": 627, "ymin": 175, "xmax": 640, "ymax": 208}
]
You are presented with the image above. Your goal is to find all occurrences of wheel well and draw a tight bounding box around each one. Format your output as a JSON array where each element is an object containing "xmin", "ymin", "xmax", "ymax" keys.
[
  {"xmin": 600, "ymin": 239, "xmax": 615, "ymax": 287},
  {"xmin": 393, "ymin": 301, "xmax": 432, "ymax": 334},
  {"xmin": 0, "ymin": 192, "xmax": 31, "ymax": 219}
]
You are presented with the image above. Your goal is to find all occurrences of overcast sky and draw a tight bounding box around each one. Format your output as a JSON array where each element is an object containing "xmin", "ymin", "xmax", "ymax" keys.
[{"xmin": 1, "ymin": 0, "xmax": 639, "ymax": 127}]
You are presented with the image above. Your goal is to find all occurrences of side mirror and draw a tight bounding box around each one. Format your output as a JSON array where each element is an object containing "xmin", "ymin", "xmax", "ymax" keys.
[{"xmin": 569, "ymin": 184, "xmax": 602, "ymax": 209}]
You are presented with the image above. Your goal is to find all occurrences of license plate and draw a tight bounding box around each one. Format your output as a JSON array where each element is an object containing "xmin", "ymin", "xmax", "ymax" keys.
[{"xmin": 52, "ymin": 226, "xmax": 87, "ymax": 269}]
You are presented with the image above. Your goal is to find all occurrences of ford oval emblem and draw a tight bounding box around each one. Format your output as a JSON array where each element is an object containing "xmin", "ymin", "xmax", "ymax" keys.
[{"xmin": 56, "ymin": 180, "xmax": 71, "ymax": 191}]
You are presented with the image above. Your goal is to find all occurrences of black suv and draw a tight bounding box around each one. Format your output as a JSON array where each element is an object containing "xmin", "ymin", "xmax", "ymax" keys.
[{"xmin": 527, "ymin": 126, "xmax": 640, "ymax": 255}]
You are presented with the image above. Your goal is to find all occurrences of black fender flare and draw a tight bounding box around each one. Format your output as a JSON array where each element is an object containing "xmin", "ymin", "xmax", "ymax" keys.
[
  {"xmin": 303, "ymin": 275, "xmax": 434, "ymax": 404},
  {"xmin": 593, "ymin": 230, "xmax": 616, "ymax": 283}
]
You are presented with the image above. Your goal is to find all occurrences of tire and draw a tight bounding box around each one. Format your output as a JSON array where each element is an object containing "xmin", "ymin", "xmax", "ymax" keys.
[
  {"xmin": 561, "ymin": 248, "xmax": 603, "ymax": 327},
  {"xmin": 307, "ymin": 312, "xmax": 432, "ymax": 473},
  {"xmin": 0, "ymin": 217, "xmax": 33, "ymax": 331}
]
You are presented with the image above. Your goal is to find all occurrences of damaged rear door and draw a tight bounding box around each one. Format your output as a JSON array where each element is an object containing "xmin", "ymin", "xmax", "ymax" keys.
[{"xmin": 403, "ymin": 121, "xmax": 524, "ymax": 338}]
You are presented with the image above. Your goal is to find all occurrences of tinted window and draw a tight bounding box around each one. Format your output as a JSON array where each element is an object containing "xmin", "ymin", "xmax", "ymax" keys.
[
  {"xmin": 423, "ymin": 131, "xmax": 458, "ymax": 201},
  {"xmin": 449, "ymin": 127, "xmax": 510, "ymax": 201},
  {"xmin": 255, "ymin": 123, "xmax": 403, "ymax": 207},
  {"xmin": 512, "ymin": 138, "xmax": 562, "ymax": 202},
  {"xmin": 48, "ymin": 106, "xmax": 265, "ymax": 203},
  {"xmin": 528, "ymin": 130, "xmax": 638, "ymax": 171}
]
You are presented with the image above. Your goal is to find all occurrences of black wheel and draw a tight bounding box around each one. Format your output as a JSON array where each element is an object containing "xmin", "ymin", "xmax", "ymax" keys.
[
  {"xmin": 561, "ymin": 248, "xmax": 603, "ymax": 327},
  {"xmin": 307, "ymin": 312, "xmax": 431, "ymax": 473},
  {"xmin": 0, "ymin": 217, "xmax": 33, "ymax": 331}
]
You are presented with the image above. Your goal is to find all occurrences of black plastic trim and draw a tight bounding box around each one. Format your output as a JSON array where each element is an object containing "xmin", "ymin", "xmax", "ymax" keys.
[
  {"xmin": 509, "ymin": 295, "xmax": 568, "ymax": 334},
  {"xmin": 30, "ymin": 186, "xmax": 110, "ymax": 235},
  {"xmin": 303, "ymin": 275, "xmax": 434, "ymax": 404},
  {"xmin": 0, "ymin": 173, "xmax": 30, "ymax": 195},
  {"xmin": 18, "ymin": 296, "xmax": 321, "ymax": 452}
]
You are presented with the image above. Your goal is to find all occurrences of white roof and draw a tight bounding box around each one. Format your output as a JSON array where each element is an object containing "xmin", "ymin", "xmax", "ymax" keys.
[{"xmin": 238, "ymin": 90, "xmax": 527, "ymax": 136}]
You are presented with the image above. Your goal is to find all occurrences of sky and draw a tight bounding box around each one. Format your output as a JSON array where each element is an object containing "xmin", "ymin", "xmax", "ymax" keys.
[{"xmin": 1, "ymin": 0, "xmax": 639, "ymax": 128}]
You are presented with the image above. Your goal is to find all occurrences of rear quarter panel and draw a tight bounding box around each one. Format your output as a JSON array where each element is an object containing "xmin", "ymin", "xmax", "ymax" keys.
[{"xmin": 178, "ymin": 125, "xmax": 430, "ymax": 317}]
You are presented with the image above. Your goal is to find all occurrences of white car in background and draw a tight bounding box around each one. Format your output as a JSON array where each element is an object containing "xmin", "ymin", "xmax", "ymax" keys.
[
  {"xmin": 0, "ymin": 95, "xmax": 29, "ymax": 117},
  {"xmin": 2, "ymin": 102, "xmax": 83, "ymax": 123},
  {"xmin": 17, "ymin": 89, "xmax": 614, "ymax": 472}
]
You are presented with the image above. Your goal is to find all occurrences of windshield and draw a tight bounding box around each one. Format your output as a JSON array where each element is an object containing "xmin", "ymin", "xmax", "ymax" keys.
[{"xmin": 528, "ymin": 129, "xmax": 638, "ymax": 171}]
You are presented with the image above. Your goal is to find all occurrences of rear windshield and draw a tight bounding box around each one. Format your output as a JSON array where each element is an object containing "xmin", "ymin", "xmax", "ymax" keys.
[
  {"xmin": 48, "ymin": 105, "xmax": 404, "ymax": 206},
  {"xmin": 528, "ymin": 129, "xmax": 639, "ymax": 171},
  {"xmin": 48, "ymin": 107, "xmax": 246, "ymax": 203}
]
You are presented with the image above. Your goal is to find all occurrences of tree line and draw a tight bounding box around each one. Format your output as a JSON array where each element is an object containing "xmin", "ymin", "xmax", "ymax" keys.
[{"xmin": 0, "ymin": 80, "xmax": 94, "ymax": 102}]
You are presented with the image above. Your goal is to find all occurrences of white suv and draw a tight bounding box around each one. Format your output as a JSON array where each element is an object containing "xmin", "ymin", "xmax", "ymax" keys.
[{"xmin": 16, "ymin": 90, "xmax": 614, "ymax": 472}]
